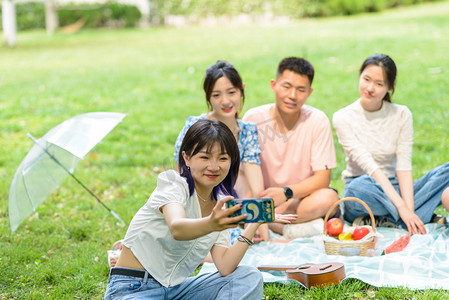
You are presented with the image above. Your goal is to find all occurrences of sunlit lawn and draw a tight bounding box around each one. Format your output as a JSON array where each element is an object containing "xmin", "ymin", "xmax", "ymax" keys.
[{"xmin": 1, "ymin": 1, "xmax": 449, "ymax": 298}]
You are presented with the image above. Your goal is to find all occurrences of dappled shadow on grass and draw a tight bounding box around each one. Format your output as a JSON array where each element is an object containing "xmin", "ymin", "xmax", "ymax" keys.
[
  {"xmin": 0, "ymin": 226, "xmax": 110, "ymax": 299},
  {"xmin": 0, "ymin": 200, "xmax": 118, "ymax": 298}
]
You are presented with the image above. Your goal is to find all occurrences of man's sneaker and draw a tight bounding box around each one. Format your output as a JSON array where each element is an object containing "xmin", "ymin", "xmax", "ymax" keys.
[
  {"xmin": 331, "ymin": 204, "xmax": 343, "ymax": 219},
  {"xmin": 352, "ymin": 215, "xmax": 398, "ymax": 228},
  {"xmin": 283, "ymin": 218, "xmax": 324, "ymax": 239},
  {"xmin": 430, "ymin": 214, "xmax": 448, "ymax": 224}
]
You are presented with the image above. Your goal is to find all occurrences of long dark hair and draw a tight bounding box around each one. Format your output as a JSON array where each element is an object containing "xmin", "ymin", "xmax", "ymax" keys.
[
  {"xmin": 203, "ymin": 60, "xmax": 245, "ymax": 118},
  {"xmin": 359, "ymin": 54, "xmax": 397, "ymax": 102},
  {"xmin": 178, "ymin": 119, "xmax": 240, "ymax": 198}
]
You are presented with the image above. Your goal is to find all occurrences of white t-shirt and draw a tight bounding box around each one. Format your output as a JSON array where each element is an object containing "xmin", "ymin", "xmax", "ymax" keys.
[
  {"xmin": 332, "ymin": 99, "xmax": 413, "ymax": 179},
  {"xmin": 123, "ymin": 170, "xmax": 230, "ymax": 287}
]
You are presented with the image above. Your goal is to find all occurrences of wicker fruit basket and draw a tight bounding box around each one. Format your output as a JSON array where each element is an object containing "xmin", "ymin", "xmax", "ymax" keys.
[{"xmin": 323, "ymin": 197, "xmax": 377, "ymax": 256}]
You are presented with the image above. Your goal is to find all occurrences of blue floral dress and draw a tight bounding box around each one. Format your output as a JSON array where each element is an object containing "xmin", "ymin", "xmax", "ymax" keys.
[{"xmin": 174, "ymin": 113, "xmax": 261, "ymax": 165}]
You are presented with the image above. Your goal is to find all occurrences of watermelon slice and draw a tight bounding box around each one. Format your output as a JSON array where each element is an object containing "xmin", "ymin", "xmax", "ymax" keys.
[{"xmin": 382, "ymin": 232, "xmax": 411, "ymax": 255}]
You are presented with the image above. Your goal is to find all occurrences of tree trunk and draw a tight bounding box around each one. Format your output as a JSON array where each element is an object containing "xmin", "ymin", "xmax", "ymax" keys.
[
  {"xmin": 45, "ymin": 0, "xmax": 58, "ymax": 35},
  {"xmin": 2, "ymin": 0, "xmax": 17, "ymax": 46}
]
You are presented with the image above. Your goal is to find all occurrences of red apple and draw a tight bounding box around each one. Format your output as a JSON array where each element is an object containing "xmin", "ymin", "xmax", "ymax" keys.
[
  {"xmin": 326, "ymin": 218, "xmax": 344, "ymax": 236},
  {"xmin": 353, "ymin": 226, "xmax": 370, "ymax": 240}
]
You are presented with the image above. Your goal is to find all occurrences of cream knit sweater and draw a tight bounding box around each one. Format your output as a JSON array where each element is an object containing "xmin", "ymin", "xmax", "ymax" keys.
[{"xmin": 333, "ymin": 99, "xmax": 413, "ymax": 180}]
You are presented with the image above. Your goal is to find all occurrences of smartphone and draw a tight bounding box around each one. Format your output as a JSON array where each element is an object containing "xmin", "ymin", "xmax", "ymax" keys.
[{"xmin": 226, "ymin": 198, "xmax": 274, "ymax": 223}]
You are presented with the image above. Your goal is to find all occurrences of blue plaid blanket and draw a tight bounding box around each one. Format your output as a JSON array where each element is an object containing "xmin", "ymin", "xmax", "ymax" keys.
[{"xmin": 199, "ymin": 224, "xmax": 449, "ymax": 290}]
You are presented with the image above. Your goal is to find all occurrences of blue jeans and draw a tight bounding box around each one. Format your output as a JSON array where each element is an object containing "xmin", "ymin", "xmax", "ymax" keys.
[
  {"xmin": 343, "ymin": 163, "xmax": 449, "ymax": 228},
  {"xmin": 103, "ymin": 265, "xmax": 263, "ymax": 300}
]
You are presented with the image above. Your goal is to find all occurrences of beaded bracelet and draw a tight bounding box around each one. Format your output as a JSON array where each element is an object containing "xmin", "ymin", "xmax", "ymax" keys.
[{"xmin": 237, "ymin": 235, "xmax": 254, "ymax": 246}]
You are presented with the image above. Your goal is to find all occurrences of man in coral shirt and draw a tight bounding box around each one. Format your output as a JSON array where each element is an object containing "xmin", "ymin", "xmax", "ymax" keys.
[{"xmin": 243, "ymin": 57, "xmax": 340, "ymax": 237}]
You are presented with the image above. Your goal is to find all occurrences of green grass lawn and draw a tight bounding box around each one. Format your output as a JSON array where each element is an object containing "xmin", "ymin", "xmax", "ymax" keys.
[{"xmin": 1, "ymin": 1, "xmax": 449, "ymax": 299}]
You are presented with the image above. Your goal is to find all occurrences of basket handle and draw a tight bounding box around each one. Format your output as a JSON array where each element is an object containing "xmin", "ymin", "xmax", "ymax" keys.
[{"xmin": 323, "ymin": 197, "xmax": 376, "ymax": 234}]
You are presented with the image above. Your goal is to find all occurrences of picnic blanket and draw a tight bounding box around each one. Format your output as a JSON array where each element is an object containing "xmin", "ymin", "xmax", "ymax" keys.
[{"xmin": 199, "ymin": 224, "xmax": 449, "ymax": 290}]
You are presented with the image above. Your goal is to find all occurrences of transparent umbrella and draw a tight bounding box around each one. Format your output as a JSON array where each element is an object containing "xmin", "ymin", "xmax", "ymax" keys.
[{"xmin": 8, "ymin": 112, "xmax": 127, "ymax": 233}]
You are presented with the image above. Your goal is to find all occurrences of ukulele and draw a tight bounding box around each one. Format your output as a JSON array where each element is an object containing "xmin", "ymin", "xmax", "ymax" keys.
[{"xmin": 257, "ymin": 262, "xmax": 346, "ymax": 289}]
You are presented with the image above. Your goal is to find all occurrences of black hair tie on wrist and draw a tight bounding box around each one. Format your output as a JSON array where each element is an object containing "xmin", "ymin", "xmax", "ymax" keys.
[{"xmin": 237, "ymin": 234, "xmax": 254, "ymax": 246}]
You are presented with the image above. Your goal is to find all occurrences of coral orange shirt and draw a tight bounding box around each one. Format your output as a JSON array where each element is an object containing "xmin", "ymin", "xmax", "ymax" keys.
[{"xmin": 243, "ymin": 104, "xmax": 336, "ymax": 189}]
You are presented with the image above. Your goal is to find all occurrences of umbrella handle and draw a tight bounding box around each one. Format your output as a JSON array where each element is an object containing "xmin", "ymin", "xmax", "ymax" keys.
[{"xmin": 111, "ymin": 210, "xmax": 126, "ymax": 227}]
